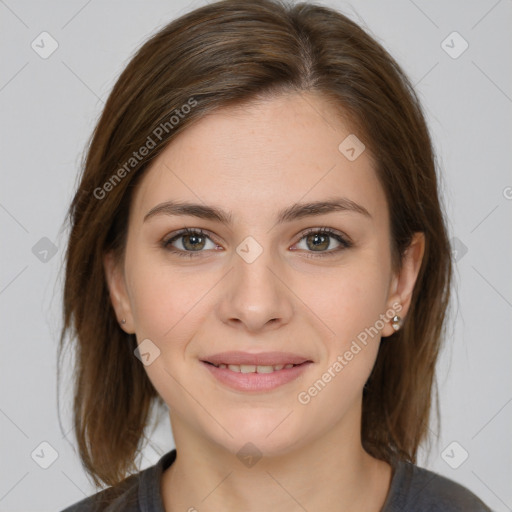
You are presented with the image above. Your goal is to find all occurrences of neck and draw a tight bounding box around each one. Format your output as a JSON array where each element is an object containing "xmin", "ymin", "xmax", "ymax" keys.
[{"xmin": 160, "ymin": 406, "xmax": 393, "ymax": 512}]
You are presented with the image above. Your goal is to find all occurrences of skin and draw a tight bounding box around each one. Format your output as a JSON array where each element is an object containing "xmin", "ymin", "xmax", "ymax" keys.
[{"xmin": 104, "ymin": 91, "xmax": 424, "ymax": 512}]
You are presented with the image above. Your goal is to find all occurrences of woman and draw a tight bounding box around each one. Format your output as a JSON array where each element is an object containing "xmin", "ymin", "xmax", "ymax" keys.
[{"xmin": 59, "ymin": 0, "xmax": 492, "ymax": 510}]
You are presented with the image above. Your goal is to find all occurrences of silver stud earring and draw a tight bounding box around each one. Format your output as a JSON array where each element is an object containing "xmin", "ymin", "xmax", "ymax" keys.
[
  {"xmin": 121, "ymin": 318, "xmax": 126, "ymax": 325},
  {"xmin": 391, "ymin": 315, "xmax": 401, "ymax": 331}
]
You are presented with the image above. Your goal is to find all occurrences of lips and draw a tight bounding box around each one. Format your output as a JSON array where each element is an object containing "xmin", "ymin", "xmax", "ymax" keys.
[
  {"xmin": 201, "ymin": 354, "xmax": 312, "ymax": 392},
  {"xmin": 200, "ymin": 351, "xmax": 313, "ymax": 391}
]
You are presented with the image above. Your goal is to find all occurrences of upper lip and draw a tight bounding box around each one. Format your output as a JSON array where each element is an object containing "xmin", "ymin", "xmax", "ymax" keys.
[{"xmin": 202, "ymin": 351, "xmax": 312, "ymax": 366}]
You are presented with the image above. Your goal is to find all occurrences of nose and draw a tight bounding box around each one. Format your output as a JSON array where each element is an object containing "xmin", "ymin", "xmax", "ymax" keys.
[{"xmin": 216, "ymin": 242, "xmax": 294, "ymax": 333}]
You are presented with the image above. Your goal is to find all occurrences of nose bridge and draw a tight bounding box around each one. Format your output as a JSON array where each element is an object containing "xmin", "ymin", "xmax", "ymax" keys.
[{"xmin": 217, "ymin": 234, "xmax": 293, "ymax": 330}]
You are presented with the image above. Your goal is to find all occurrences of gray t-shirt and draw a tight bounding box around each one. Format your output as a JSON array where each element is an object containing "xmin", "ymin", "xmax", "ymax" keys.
[{"xmin": 61, "ymin": 449, "xmax": 493, "ymax": 511}]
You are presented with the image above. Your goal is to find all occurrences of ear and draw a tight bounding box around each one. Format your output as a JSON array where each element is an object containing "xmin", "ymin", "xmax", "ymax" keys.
[
  {"xmin": 103, "ymin": 251, "xmax": 135, "ymax": 333},
  {"xmin": 381, "ymin": 232, "xmax": 425, "ymax": 337}
]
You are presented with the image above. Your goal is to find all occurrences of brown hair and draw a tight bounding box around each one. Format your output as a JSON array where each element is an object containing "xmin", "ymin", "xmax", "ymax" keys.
[{"xmin": 58, "ymin": 0, "xmax": 452, "ymax": 488}]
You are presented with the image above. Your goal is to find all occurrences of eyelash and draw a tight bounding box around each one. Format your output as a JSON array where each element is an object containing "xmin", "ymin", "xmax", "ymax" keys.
[{"xmin": 161, "ymin": 227, "xmax": 352, "ymax": 259}]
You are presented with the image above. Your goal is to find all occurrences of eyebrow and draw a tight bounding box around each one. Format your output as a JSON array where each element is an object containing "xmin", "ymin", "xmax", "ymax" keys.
[{"xmin": 143, "ymin": 197, "xmax": 371, "ymax": 225}]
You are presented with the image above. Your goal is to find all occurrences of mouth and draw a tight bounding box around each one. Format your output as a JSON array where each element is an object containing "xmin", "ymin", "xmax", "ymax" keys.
[{"xmin": 200, "ymin": 352, "xmax": 313, "ymax": 392}]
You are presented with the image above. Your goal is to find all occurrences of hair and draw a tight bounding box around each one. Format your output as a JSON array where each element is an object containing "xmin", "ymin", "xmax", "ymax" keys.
[{"xmin": 58, "ymin": 0, "xmax": 452, "ymax": 489}]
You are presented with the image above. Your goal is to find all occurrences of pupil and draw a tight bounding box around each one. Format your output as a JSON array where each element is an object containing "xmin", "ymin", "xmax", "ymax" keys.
[
  {"xmin": 309, "ymin": 234, "xmax": 328, "ymax": 251},
  {"xmin": 185, "ymin": 234, "xmax": 203, "ymax": 250}
]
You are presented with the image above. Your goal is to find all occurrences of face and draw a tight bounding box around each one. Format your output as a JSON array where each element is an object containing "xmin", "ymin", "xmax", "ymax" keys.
[{"xmin": 105, "ymin": 91, "xmax": 423, "ymax": 458}]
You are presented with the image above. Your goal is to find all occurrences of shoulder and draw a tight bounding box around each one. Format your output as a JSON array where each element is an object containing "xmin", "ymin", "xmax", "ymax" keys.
[
  {"xmin": 60, "ymin": 473, "xmax": 140, "ymax": 512},
  {"xmin": 60, "ymin": 449, "xmax": 177, "ymax": 512},
  {"xmin": 383, "ymin": 459, "xmax": 493, "ymax": 512}
]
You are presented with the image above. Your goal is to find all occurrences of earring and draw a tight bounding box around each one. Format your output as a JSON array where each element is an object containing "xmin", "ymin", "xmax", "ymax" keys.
[
  {"xmin": 391, "ymin": 315, "xmax": 401, "ymax": 331},
  {"xmin": 121, "ymin": 318, "xmax": 126, "ymax": 325}
]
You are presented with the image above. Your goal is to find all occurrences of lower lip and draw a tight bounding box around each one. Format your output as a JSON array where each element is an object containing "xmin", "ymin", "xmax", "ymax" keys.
[{"xmin": 202, "ymin": 361, "xmax": 312, "ymax": 392}]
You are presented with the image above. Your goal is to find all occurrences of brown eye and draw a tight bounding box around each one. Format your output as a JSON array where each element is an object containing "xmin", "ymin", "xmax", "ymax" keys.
[
  {"xmin": 304, "ymin": 232, "xmax": 331, "ymax": 251},
  {"xmin": 177, "ymin": 232, "xmax": 207, "ymax": 251},
  {"xmin": 294, "ymin": 228, "xmax": 352, "ymax": 257},
  {"xmin": 163, "ymin": 228, "xmax": 217, "ymax": 257}
]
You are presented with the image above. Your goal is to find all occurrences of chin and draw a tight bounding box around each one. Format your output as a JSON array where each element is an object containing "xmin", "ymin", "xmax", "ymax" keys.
[{"xmin": 208, "ymin": 408, "xmax": 309, "ymax": 459}]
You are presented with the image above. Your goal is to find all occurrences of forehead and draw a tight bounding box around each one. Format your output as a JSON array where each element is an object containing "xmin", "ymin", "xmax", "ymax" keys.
[{"xmin": 131, "ymin": 91, "xmax": 386, "ymax": 224}]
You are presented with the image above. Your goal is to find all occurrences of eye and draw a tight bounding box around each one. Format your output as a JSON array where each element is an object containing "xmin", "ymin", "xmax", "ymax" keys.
[
  {"xmin": 293, "ymin": 227, "xmax": 352, "ymax": 257},
  {"xmin": 162, "ymin": 228, "xmax": 219, "ymax": 258}
]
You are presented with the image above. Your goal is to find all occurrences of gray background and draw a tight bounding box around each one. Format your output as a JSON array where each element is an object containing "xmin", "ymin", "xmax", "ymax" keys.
[{"xmin": 1, "ymin": 0, "xmax": 511, "ymax": 510}]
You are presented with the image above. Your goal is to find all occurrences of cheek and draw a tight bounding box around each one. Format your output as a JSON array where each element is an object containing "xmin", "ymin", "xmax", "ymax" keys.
[
  {"xmin": 125, "ymin": 247, "xmax": 209, "ymax": 341},
  {"xmin": 303, "ymin": 259, "xmax": 390, "ymax": 343},
  {"xmin": 294, "ymin": 267, "xmax": 389, "ymax": 420},
  {"xmin": 125, "ymin": 256, "xmax": 204, "ymax": 406},
  {"xmin": 303, "ymin": 259, "xmax": 391, "ymax": 402}
]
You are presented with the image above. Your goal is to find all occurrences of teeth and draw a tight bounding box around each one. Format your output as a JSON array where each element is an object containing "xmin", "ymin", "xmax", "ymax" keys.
[
  {"xmin": 217, "ymin": 363, "xmax": 298, "ymax": 373},
  {"xmin": 255, "ymin": 365, "xmax": 274, "ymax": 373}
]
